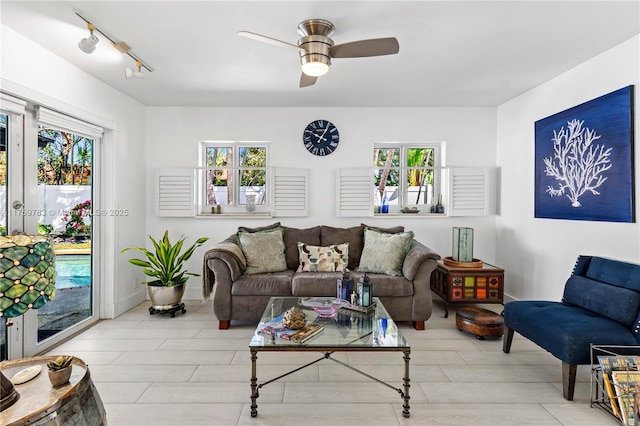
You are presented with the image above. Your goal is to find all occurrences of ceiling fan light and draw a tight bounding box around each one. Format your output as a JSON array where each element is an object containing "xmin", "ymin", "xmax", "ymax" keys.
[
  {"xmin": 301, "ymin": 61, "xmax": 329, "ymax": 77},
  {"xmin": 78, "ymin": 34, "xmax": 99, "ymax": 54}
]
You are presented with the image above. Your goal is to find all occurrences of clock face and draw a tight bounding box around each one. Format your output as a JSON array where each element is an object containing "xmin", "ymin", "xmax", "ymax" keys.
[{"xmin": 303, "ymin": 120, "xmax": 339, "ymax": 156}]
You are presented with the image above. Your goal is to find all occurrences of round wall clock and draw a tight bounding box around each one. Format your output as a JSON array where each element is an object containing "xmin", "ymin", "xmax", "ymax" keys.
[{"xmin": 303, "ymin": 119, "xmax": 340, "ymax": 156}]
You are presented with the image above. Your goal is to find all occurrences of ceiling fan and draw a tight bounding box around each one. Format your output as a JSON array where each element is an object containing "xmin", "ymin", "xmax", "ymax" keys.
[{"xmin": 238, "ymin": 18, "xmax": 399, "ymax": 88}]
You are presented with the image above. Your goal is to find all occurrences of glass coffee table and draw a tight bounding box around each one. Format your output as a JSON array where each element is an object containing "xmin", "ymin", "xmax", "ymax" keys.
[{"xmin": 249, "ymin": 296, "xmax": 411, "ymax": 418}]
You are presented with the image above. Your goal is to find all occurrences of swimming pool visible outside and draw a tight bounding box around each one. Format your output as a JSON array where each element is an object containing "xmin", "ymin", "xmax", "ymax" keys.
[{"xmin": 55, "ymin": 254, "xmax": 91, "ymax": 288}]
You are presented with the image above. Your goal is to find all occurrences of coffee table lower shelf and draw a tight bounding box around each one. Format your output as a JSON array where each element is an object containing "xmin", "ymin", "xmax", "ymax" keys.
[{"xmin": 249, "ymin": 346, "xmax": 411, "ymax": 418}]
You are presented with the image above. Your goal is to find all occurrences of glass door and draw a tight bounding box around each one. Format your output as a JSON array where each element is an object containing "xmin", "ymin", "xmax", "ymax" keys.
[
  {"xmin": 33, "ymin": 125, "xmax": 94, "ymax": 345},
  {"xmin": 0, "ymin": 111, "xmax": 12, "ymax": 361},
  {"xmin": 1, "ymin": 102, "xmax": 100, "ymax": 359}
]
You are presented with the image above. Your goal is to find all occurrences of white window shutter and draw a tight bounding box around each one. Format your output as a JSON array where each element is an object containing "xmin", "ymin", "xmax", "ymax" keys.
[
  {"xmin": 337, "ymin": 168, "xmax": 373, "ymax": 217},
  {"xmin": 448, "ymin": 167, "xmax": 490, "ymax": 216},
  {"xmin": 155, "ymin": 168, "xmax": 195, "ymax": 217},
  {"xmin": 272, "ymin": 168, "xmax": 308, "ymax": 217}
]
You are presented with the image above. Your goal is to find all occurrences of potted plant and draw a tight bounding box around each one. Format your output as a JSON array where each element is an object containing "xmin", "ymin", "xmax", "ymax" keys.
[
  {"xmin": 47, "ymin": 355, "xmax": 73, "ymax": 387},
  {"xmin": 122, "ymin": 231, "xmax": 209, "ymax": 310}
]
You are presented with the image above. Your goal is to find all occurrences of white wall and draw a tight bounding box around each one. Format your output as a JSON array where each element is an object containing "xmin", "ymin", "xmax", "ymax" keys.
[
  {"xmin": 496, "ymin": 35, "xmax": 640, "ymax": 302},
  {"xmin": 146, "ymin": 107, "xmax": 498, "ymax": 300},
  {"xmin": 1, "ymin": 24, "xmax": 149, "ymax": 317}
]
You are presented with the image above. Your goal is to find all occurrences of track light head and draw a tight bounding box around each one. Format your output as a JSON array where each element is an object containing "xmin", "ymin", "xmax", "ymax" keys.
[
  {"xmin": 125, "ymin": 61, "xmax": 145, "ymax": 79},
  {"xmin": 78, "ymin": 34, "xmax": 99, "ymax": 53},
  {"xmin": 78, "ymin": 22, "xmax": 99, "ymax": 54}
]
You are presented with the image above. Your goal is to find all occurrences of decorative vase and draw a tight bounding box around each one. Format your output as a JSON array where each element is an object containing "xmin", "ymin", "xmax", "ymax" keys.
[
  {"xmin": 452, "ymin": 227, "xmax": 474, "ymax": 262},
  {"xmin": 147, "ymin": 283, "xmax": 185, "ymax": 310},
  {"xmin": 381, "ymin": 193, "xmax": 389, "ymax": 213},
  {"xmin": 357, "ymin": 273, "xmax": 373, "ymax": 307},
  {"xmin": 336, "ymin": 270, "xmax": 353, "ymax": 301},
  {"xmin": 48, "ymin": 366, "xmax": 72, "ymax": 387},
  {"xmin": 245, "ymin": 194, "xmax": 256, "ymax": 214}
]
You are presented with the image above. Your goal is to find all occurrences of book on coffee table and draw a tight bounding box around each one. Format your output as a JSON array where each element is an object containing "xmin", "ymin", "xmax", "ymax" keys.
[{"xmin": 258, "ymin": 315, "xmax": 324, "ymax": 343}]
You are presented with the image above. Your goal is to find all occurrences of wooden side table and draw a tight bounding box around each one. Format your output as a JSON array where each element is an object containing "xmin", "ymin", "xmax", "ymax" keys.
[
  {"xmin": 430, "ymin": 259, "xmax": 504, "ymax": 318},
  {"xmin": 0, "ymin": 355, "xmax": 107, "ymax": 425}
]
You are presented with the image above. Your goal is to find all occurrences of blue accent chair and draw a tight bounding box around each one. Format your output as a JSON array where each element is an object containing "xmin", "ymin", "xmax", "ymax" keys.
[{"xmin": 503, "ymin": 256, "xmax": 640, "ymax": 400}]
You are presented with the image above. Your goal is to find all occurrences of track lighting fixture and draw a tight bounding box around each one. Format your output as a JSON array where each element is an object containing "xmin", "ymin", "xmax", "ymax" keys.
[
  {"xmin": 74, "ymin": 10, "xmax": 153, "ymax": 74},
  {"xmin": 125, "ymin": 61, "xmax": 145, "ymax": 79},
  {"xmin": 78, "ymin": 22, "xmax": 99, "ymax": 54}
]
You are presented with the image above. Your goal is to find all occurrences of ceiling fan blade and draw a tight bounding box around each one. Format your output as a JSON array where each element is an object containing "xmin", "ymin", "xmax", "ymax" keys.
[
  {"xmin": 330, "ymin": 37, "xmax": 399, "ymax": 58},
  {"xmin": 237, "ymin": 31, "xmax": 304, "ymax": 52},
  {"xmin": 300, "ymin": 73, "xmax": 317, "ymax": 88}
]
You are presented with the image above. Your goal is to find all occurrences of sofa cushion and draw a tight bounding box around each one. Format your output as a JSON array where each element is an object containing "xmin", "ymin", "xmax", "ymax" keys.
[
  {"xmin": 357, "ymin": 228, "xmax": 414, "ymax": 276},
  {"xmin": 504, "ymin": 300, "xmax": 637, "ymax": 364},
  {"xmin": 297, "ymin": 242, "xmax": 349, "ymax": 272},
  {"xmin": 320, "ymin": 225, "xmax": 364, "ymax": 270},
  {"xmin": 584, "ymin": 256, "xmax": 640, "ymax": 292},
  {"xmin": 351, "ymin": 272, "xmax": 414, "ymax": 297},
  {"xmin": 231, "ymin": 270, "xmax": 294, "ymax": 296},
  {"xmin": 291, "ymin": 271, "xmax": 414, "ymax": 298},
  {"xmin": 562, "ymin": 275, "xmax": 640, "ymax": 327},
  {"xmin": 237, "ymin": 227, "xmax": 287, "ymax": 275},
  {"xmin": 292, "ymin": 272, "xmax": 342, "ymax": 297},
  {"xmin": 283, "ymin": 226, "xmax": 321, "ymax": 270}
]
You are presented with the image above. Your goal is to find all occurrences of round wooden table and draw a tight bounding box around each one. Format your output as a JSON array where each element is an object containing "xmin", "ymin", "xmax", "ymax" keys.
[{"xmin": 0, "ymin": 355, "xmax": 107, "ymax": 425}]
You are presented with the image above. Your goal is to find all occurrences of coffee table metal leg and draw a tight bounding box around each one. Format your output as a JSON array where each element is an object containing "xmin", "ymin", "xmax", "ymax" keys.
[
  {"xmin": 402, "ymin": 349, "xmax": 411, "ymax": 418},
  {"xmin": 250, "ymin": 349, "xmax": 258, "ymax": 417}
]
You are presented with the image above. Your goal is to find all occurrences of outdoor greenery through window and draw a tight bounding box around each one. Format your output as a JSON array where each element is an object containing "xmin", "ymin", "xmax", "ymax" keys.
[
  {"xmin": 374, "ymin": 144, "xmax": 442, "ymax": 212},
  {"xmin": 202, "ymin": 142, "xmax": 268, "ymax": 212},
  {"xmin": 38, "ymin": 125, "xmax": 93, "ymax": 239}
]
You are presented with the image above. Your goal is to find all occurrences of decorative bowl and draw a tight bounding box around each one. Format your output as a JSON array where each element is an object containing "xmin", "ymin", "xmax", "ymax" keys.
[
  {"xmin": 401, "ymin": 207, "xmax": 420, "ymax": 214},
  {"xmin": 302, "ymin": 297, "xmax": 349, "ymax": 318}
]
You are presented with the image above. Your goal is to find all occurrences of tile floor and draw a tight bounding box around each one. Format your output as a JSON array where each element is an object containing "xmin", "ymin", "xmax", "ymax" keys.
[{"xmin": 45, "ymin": 300, "xmax": 619, "ymax": 425}]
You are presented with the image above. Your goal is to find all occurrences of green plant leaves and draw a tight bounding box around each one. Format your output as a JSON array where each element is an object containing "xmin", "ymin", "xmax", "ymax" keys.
[{"xmin": 121, "ymin": 231, "xmax": 209, "ymax": 287}]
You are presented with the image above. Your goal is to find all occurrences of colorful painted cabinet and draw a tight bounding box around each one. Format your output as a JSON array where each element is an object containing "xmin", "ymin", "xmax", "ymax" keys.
[{"xmin": 430, "ymin": 260, "xmax": 504, "ymax": 318}]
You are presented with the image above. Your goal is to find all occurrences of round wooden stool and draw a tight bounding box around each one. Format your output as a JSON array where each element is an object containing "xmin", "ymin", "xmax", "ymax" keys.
[{"xmin": 455, "ymin": 307, "xmax": 504, "ymax": 339}]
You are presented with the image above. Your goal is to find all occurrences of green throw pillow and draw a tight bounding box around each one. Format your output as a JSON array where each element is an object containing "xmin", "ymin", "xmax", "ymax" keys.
[
  {"xmin": 357, "ymin": 227, "xmax": 414, "ymax": 276},
  {"xmin": 237, "ymin": 227, "xmax": 287, "ymax": 275}
]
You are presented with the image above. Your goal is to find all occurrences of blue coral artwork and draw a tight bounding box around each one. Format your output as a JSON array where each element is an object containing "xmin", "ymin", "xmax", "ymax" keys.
[{"xmin": 534, "ymin": 85, "xmax": 635, "ymax": 222}]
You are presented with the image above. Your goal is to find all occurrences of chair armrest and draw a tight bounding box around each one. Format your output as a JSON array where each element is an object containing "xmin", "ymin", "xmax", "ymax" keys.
[{"xmin": 402, "ymin": 240, "xmax": 441, "ymax": 281}]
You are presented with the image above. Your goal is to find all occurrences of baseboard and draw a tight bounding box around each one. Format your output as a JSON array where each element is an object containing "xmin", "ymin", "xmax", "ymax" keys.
[{"xmin": 503, "ymin": 292, "xmax": 518, "ymax": 303}]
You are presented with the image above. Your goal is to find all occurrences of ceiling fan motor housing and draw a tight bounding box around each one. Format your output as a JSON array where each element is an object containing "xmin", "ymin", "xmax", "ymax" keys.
[
  {"xmin": 298, "ymin": 35, "xmax": 334, "ymax": 70},
  {"xmin": 297, "ymin": 19, "xmax": 335, "ymax": 37}
]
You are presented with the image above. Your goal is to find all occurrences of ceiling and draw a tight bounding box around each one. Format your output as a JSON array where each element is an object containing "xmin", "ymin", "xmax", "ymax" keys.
[{"xmin": 1, "ymin": 1, "xmax": 639, "ymax": 107}]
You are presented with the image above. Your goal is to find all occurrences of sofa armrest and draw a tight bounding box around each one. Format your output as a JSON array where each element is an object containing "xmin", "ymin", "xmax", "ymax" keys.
[
  {"xmin": 402, "ymin": 240, "xmax": 441, "ymax": 281},
  {"xmin": 202, "ymin": 242, "xmax": 246, "ymax": 300}
]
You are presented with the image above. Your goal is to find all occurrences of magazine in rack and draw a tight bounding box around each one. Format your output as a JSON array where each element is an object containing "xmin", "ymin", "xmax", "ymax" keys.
[
  {"xmin": 592, "ymin": 345, "xmax": 640, "ymax": 426},
  {"xmin": 597, "ymin": 356, "xmax": 640, "ymax": 422}
]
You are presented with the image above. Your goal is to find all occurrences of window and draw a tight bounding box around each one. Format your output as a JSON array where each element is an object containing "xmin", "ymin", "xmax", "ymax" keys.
[
  {"xmin": 373, "ymin": 143, "xmax": 443, "ymax": 212},
  {"xmin": 200, "ymin": 142, "xmax": 269, "ymax": 213}
]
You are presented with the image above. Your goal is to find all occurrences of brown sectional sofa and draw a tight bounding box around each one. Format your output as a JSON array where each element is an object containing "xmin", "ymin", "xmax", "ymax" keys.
[{"xmin": 202, "ymin": 223, "xmax": 441, "ymax": 330}]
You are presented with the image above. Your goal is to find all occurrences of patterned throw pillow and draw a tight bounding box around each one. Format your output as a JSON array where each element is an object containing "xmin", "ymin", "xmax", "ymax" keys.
[
  {"xmin": 296, "ymin": 242, "xmax": 349, "ymax": 272},
  {"xmin": 237, "ymin": 227, "xmax": 288, "ymax": 275},
  {"xmin": 357, "ymin": 227, "xmax": 414, "ymax": 276}
]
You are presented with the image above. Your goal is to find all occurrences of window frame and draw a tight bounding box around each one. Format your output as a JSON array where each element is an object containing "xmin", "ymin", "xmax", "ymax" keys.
[
  {"xmin": 199, "ymin": 141, "xmax": 270, "ymax": 215},
  {"xmin": 373, "ymin": 142, "xmax": 445, "ymax": 213}
]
